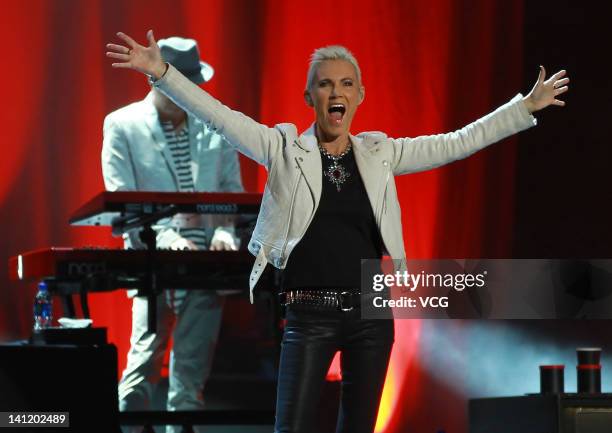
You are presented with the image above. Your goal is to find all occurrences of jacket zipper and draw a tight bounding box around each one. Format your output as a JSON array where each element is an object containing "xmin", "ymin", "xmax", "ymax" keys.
[
  {"xmin": 294, "ymin": 159, "xmax": 319, "ymax": 236},
  {"xmin": 278, "ymin": 168, "xmax": 302, "ymax": 265},
  {"xmin": 377, "ymin": 162, "xmax": 391, "ymax": 225}
]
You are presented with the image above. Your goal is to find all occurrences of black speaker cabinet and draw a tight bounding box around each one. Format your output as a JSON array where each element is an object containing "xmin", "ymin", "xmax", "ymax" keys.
[
  {"xmin": 0, "ymin": 342, "xmax": 119, "ymax": 432},
  {"xmin": 470, "ymin": 394, "xmax": 612, "ymax": 433}
]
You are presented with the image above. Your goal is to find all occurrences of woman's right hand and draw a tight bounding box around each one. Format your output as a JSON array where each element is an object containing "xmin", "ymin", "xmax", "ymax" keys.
[{"xmin": 106, "ymin": 30, "xmax": 167, "ymax": 80}]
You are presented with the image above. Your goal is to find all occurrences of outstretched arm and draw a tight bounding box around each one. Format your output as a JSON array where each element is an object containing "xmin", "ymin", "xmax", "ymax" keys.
[
  {"xmin": 106, "ymin": 31, "xmax": 283, "ymax": 169},
  {"xmin": 391, "ymin": 67, "xmax": 570, "ymax": 175}
]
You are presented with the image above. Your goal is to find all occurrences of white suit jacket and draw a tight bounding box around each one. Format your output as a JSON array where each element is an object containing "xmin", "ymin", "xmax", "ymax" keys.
[{"xmin": 102, "ymin": 92, "xmax": 243, "ymax": 249}]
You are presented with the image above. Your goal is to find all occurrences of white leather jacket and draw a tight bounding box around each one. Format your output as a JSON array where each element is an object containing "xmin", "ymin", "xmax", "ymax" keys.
[{"xmin": 154, "ymin": 65, "xmax": 537, "ymax": 301}]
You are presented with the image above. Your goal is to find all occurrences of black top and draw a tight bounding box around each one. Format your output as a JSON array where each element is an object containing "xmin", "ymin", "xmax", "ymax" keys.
[{"xmin": 281, "ymin": 146, "xmax": 383, "ymax": 290}]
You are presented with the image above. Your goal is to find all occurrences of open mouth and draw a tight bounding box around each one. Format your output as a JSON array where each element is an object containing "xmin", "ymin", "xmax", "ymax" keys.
[{"xmin": 328, "ymin": 104, "xmax": 346, "ymax": 125}]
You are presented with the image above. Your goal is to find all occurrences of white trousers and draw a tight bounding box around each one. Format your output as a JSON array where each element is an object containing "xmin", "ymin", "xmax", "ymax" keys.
[{"xmin": 118, "ymin": 290, "xmax": 223, "ymax": 433}]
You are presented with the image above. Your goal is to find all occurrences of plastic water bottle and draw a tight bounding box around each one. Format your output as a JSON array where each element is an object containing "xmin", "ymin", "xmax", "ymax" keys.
[{"xmin": 33, "ymin": 281, "xmax": 53, "ymax": 330}]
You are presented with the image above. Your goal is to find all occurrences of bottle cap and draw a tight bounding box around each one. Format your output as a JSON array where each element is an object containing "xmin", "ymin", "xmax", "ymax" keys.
[{"xmin": 38, "ymin": 281, "xmax": 48, "ymax": 291}]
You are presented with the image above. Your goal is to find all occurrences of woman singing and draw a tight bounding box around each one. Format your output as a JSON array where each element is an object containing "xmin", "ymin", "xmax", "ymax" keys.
[{"xmin": 107, "ymin": 30, "xmax": 568, "ymax": 433}]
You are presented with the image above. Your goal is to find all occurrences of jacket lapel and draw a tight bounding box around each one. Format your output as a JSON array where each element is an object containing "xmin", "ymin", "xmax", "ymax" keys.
[
  {"xmin": 351, "ymin": 134, "xmax": 386, "ymax": 223},
  {"xmin": 296, "ymin": 125, "xmax": 322, "ymax": 208},
  {"xmin": 188, "ymin": 116, "xmax": 203, "ymax": 186},
  {"xmin": 143, "ymin": 92, "xmax": 179, "ymax": 188}
]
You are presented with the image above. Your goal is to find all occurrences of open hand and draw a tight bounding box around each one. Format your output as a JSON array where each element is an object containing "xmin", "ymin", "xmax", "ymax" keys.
[
  {"xmin": 209, "ymin": 238, "xmax": 238, "ymax": 251},
  {"xmin": 523, "ymin": 66, "xmax": 570, "ymax": 113},
  {"xmin": 170, "ymin": 238, "xmax": 198, "ymax": 251},
  {"xmin": 106, "ymin": 30, "xmax": 167, "ymax": 79},
  {"xmin": 209, "ymin": 230, "xmax": 238, "ymax": 251}
]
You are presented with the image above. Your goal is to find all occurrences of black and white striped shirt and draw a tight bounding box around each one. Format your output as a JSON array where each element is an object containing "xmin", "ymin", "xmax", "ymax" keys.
[{"xmin": 161, "ymin": 120, "xmax": 208, "ymax": 249}]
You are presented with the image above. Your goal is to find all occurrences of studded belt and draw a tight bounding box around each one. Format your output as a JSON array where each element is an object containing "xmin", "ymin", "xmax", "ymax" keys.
[{"xmin": 279, "ymin": 289, "xmax": 361, "ymax": 312}]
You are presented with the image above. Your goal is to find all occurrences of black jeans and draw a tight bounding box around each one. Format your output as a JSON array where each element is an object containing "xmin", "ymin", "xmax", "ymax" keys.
[{"xmin": 274, "ymin": 306, "xmax": 394, "ymax": 433}]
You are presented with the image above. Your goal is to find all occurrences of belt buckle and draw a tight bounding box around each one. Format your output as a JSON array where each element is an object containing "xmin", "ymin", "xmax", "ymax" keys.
[
  {"xmin": 278, "ymin": 292, "xmax": 288, "ymax": 306},
  {"xmin": 338, "ymin": 291, "xmax": 354, "ymax": 312}
]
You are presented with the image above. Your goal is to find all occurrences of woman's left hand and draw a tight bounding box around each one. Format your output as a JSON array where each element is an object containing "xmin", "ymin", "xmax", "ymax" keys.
[{"xmin": 523, "ymin": 66, "xmax": 569, "ymax": 113}]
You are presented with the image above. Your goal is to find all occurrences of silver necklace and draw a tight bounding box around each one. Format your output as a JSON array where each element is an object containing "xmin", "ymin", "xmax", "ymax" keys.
[{"xmin": 318, "ymin": 142, "xmax": 352, "ymax": 191}]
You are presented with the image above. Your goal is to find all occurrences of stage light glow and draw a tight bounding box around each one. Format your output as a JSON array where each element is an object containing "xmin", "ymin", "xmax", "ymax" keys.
[
  {"xmin": 17, "ymin": 255, "xmax": 23, "ymax": 280},
  {"xmin": 375, "ymin": 360, "xmax": 396, "ymax": 433}
]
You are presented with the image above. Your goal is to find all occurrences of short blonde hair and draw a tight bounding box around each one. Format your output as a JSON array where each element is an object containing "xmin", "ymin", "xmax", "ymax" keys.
[{"xmin": 305, "ymin": 45, "xmax": 362, "ymax": 91}]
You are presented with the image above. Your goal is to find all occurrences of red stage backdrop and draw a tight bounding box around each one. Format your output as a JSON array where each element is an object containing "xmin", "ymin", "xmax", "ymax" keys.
[{"xmin": 1, "ymin": 1, "xmax": 523, "ymax": 432}]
